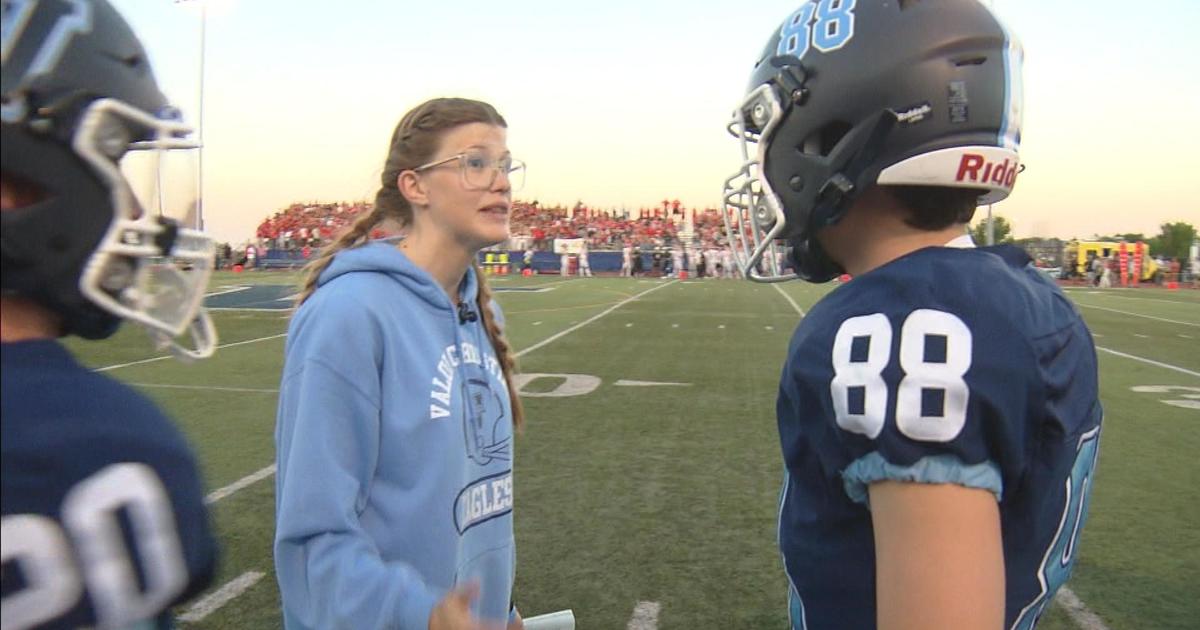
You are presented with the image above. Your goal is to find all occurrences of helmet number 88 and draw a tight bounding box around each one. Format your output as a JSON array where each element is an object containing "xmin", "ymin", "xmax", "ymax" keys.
[
  {"xmin": 830, "ymin": 310, "xmax": 972, "ymax": 442},
  {"xmin": 778, "ymin": 0, "xmax": 858, "ymax": 59}
]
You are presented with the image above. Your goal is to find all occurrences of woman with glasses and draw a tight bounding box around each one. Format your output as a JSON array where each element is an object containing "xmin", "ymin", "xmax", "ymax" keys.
[{"xmin": 274, "ymin": 98, "xmax": 526, "ymax": 630}]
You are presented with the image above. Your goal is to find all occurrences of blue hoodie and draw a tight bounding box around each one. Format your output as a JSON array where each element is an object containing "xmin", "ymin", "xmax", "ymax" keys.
[{"xmin": 274, "ymin": 242, "xmax": 515, "ymax": 630}]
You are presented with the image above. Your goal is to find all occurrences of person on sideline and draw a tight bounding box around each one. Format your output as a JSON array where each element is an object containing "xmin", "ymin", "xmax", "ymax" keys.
[
  {"xmin": 723, "ymin": 2, "xmax": 1101, "ymax": 628},
  {"xmin": 2, "ymin": 1, "xmax": 219, "ymax": 627},
  {"xmin": 274, "ymin": 98, "xmax": 526, "ymax": 630}
]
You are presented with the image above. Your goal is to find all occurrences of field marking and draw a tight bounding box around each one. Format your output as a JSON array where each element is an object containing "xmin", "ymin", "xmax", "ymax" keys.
[
  {"xmin": 1073, "ymin": 302, "xmax": 1199, "ymax": 327},
  {"xmin": 95, "ymin": 333, "xmax": 289, "ymax": 373},
  {"xmin": 626, "ymin": 601, "xmax": 661, "ymax": 630},
  {"xmin": 205, "ymin": 465, "xmax": 277, "ymax": 505},
  {"xmin": 506, "ymin": 302, "xmax": 618, "ymax": 315},
  {"xmin": 132, "ymin": 383, "xmax": 279, "ymax": 394},
  {"xmin": 1063, "ymin": 290, "xmax": 1200, "ymax": 306},
  {"xmin": 772, "ymin": 284, "xmax": 806, "ymax": 317},
  {"xmin": 177, "ymin": 571, "xmax": 265, "ymax": 623},
  {"xmin": 204, "ymin": 286, "xmax": 251, "ymax": 297},
  {"xmin": 514, "ymin": 281, "xmax": 678, "ymax": 359},
  {"xmin": 1055, "ymin": 587, "xmax": 1111, "ymax": 630},
  {"xmin": 1096, "ymin": 346, "xmax": 1200, "ymax": 378}
]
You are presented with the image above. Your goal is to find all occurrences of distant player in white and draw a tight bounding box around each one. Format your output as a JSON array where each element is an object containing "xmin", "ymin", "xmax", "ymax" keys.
[
  {"xmin": 706, "ymin": 247, "xmax": 720, "ymax": 279},
  {"xmin": 671, "ymin": 244, "xmax": 684, "ymax": 278},
  {"xmin": 721, "ymin": 247, "xmax": 735, "ymax": 278},
  {"xmin": 621, "ymin": 242, "xmax": 633, "ymax": 277},
  {"xmin": 560, "ymin": 251, "xmax": 570, "ymax": 277},
  {"xmin": 578, "ymin": 240, "xmax": 593, "ymax": 277}
]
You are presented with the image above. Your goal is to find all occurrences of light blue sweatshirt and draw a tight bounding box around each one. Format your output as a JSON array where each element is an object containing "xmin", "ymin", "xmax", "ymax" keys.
[{"xmin": 274, "ymin": 242, "xmax": 515, "ymax": 630}]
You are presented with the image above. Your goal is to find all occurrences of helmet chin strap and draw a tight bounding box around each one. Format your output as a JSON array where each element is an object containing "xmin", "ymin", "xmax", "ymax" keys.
[{"xmin": 792, "ymin": 109, "xmax": 900, "ymax": 282}]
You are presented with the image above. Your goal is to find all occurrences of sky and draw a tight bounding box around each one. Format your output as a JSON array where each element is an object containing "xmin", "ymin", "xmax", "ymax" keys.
[{"xmin": 110, "ymin": 0, "xmax": 1200, "ymax": 245}]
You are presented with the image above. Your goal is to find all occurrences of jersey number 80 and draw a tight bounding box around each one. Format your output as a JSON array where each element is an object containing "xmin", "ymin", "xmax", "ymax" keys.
[{"xmin": 830, "ymin": 309, "xmax": 972, "ymax": 442}]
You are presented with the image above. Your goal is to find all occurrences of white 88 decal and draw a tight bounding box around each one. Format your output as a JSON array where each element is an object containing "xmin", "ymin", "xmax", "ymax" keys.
[{"xmin": 831, "ymin": 309, "xmax": 973, "ymax": 442}]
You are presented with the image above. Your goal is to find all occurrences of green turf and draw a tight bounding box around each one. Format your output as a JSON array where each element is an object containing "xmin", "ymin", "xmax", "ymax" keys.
[{"xmin": 61, "ymin": 274, "xmax": 1199, "ymax": 629}]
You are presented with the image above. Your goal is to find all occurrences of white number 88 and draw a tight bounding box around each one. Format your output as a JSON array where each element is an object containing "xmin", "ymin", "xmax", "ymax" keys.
[{"xmin": 831, "ymin": 309, "xmax": 972, "ymax": 442}]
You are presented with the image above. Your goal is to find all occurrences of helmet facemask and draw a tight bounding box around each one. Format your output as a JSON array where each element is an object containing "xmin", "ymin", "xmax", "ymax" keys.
[
  {"xmin": 721, "ymin": 84, "xmax": 793, "ymax": 283},
  {"xmin": 74, "ymin": 98, "xmax": 216, "ymax": 360}
]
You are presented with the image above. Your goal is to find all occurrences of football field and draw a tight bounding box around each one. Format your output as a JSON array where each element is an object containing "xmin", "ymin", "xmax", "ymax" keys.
[{"xmin": 66, "ymin": 272, "xmax": 1200, "ymax": 629}]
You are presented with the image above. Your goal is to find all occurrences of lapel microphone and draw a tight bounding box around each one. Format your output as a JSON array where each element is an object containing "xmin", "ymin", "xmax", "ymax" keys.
[{"xmin": 457, "ymin": 301, "xmax": 478, "ymax": 324}]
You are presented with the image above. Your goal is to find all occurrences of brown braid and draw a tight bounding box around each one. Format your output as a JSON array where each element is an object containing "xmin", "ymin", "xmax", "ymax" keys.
[
  {"xmin": 295, "ymin": 205, "xmax": 386, "ymax": 306},
  {"xmin": 474, "ymin": 262, "xmax": 524, "ymax": 431}
]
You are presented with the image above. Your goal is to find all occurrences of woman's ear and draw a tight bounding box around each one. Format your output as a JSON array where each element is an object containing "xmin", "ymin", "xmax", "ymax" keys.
[{"xmin": 397, "ymin": 170, "xmax": 428, "ymax": 207}]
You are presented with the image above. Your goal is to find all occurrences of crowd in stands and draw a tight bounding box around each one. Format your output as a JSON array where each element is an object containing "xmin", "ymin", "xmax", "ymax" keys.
[{"xmin": 252, "ymin": 199, "xmax": 730, "ymax": 256}]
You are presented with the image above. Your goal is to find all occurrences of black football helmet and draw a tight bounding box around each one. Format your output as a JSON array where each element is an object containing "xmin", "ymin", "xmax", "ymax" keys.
[
  {"xmin": 723, "ymin": 0, "xmax": 1024, "ymax": 282},
  {"xmin": 2, "ymin": 0, "xmax": 216, "ymax": 358}
]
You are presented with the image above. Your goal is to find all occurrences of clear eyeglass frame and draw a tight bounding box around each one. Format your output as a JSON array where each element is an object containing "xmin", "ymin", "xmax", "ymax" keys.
[{"xmin": 414, "ymin": 152, "xmax": 525, "ymax": 191}]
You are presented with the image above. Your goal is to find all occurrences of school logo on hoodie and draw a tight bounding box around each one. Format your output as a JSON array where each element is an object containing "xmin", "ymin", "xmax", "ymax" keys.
[
  {"xmin": 428, "ymin": 341, "xmax": 512, "ymax": 465},
  {"xmin": 453, "ymin": 470, "xmax": 513, "ymax": 534}
]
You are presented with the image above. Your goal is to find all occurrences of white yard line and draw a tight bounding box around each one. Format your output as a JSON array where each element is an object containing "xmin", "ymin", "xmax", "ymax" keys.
[
  {"xmin": 772, "ymin": 284, "xmax": 805, "ymax": 317},
  {"xmin": 132, "ymin": 383, "xmax": 279, "ymax": 394},
  {"xmin": 1055, "ymin": 587, "xmax": 1111, "ymax": 630},
  {"xmin": 1096, "ymin": 346, "xmax": 1200, "ymax": 378},
  {"xmin": 95, "ymin": 333, "xmax": 289, "ymax": 372},
  {"xmin": 1073, "ymin": 303, "xmax": 1200, "ymax": 327},
  {"xmin": 204, "ymin": 286, "xmax": 251, "ymax": 297},
  {"xmin": 626, "ymin": 601, "xmax": 661, "ymax": 630},
  {"xmin": 1063, "ymin": 290, "xmax": 1198, "ymax": 306},
  {"xmin": 177, "ymin": 571, "xmax": 265, "ymax": 623},
  {"xmin": 514, "ymin": 281, "xmax": 677, "ymax": 359},
  {"xmin": 205, "ymin": 465, "xmax": 277, "ymax": 505}
]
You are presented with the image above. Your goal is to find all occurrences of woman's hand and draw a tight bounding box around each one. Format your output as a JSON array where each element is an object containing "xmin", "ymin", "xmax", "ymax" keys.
[{"xmin": 429, "ymin": 583, "xmax": 483, "ymax": 630}]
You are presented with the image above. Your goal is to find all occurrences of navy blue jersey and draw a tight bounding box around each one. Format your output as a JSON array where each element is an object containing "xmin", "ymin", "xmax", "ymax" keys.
[
  {"xmin": 1, "ymin": 340, "xmax": 217, "ymax": 629},
  {"xmin": 776, "ymin": 245, "xmax": 1101, "ymax": 630}
]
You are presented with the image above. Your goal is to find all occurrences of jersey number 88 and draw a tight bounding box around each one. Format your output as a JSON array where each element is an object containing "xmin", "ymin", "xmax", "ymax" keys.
[{"xmin": 830, "ymin": 309, "xmax": 972, "ymax": 442}]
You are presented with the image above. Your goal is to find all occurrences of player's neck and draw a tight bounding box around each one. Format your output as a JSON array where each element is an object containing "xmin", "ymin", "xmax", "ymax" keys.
[
  {"xmin": 846, "ymin": 224, "xmax": 968, "ymax": 276},
  {"xmin": 0, "ymin": 296, "xmax": 62, "ymax": 342},
  {"xmin": 822, "ymin": 192, "xmax": 969, "ymax": 276}
]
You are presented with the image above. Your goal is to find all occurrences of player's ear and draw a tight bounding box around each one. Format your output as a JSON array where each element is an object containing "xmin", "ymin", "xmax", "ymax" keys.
[{"xmin": 397, "ymin": 171, "xmax": 429, "ymax": 207}]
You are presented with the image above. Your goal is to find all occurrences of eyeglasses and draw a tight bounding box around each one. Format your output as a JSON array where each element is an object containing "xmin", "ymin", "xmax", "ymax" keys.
[{"xmin": 414, "ymin": 151, "xmax": 526, "ymax": 191}]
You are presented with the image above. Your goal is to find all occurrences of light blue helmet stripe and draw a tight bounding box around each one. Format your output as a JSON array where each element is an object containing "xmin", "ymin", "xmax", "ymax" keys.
[{"xmin": 987, "ymin": 3, "xmax": 1024, "ymax": 151}]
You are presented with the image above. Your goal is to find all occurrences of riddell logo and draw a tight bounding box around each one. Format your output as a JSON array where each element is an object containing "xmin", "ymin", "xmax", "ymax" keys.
[{"xmin": 955, "ymin": 153, "xmax": 1019, "ymax": 188}]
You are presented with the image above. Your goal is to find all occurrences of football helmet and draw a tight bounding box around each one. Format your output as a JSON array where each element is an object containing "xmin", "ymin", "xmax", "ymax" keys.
[
  {"xmin": 723, "ymin": 0, "xmax": 1023, "ymax": 282},
  {"xmin": 2, "ymin": 0, "xmax": 216, "ymax": 358}
]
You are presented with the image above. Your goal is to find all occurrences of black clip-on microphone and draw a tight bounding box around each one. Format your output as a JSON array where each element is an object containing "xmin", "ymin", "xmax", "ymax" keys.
[{"xmin": 457, "ymin": 301, "xmax": 478, "ymax": 324}]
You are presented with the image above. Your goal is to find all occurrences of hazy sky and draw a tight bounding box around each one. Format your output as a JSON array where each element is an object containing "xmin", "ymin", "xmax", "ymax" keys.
[{"xmin": 111, "ymin": 0, "xmax": 1199, "ymax": 245}]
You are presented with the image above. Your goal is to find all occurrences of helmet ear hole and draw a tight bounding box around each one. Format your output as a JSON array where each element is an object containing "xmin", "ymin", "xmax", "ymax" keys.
[{"xmin": 799, "ymin": 121, "xmax": 853, "ymax": 157}]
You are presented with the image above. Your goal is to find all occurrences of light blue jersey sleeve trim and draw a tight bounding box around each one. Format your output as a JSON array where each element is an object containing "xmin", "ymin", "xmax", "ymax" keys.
[{"xmin": 842, "ymin": 453, "xmax": 1003, "ymax": 506}]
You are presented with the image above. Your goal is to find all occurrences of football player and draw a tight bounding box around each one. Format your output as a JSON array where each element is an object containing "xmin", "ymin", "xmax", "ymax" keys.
[
  {"xmin": 2, "ymin": 0, "xmax": 219, "ymax": 627},
  {"xmin": 722, "ymin": 1, "xmax": 1102, "ymax": 629}
]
